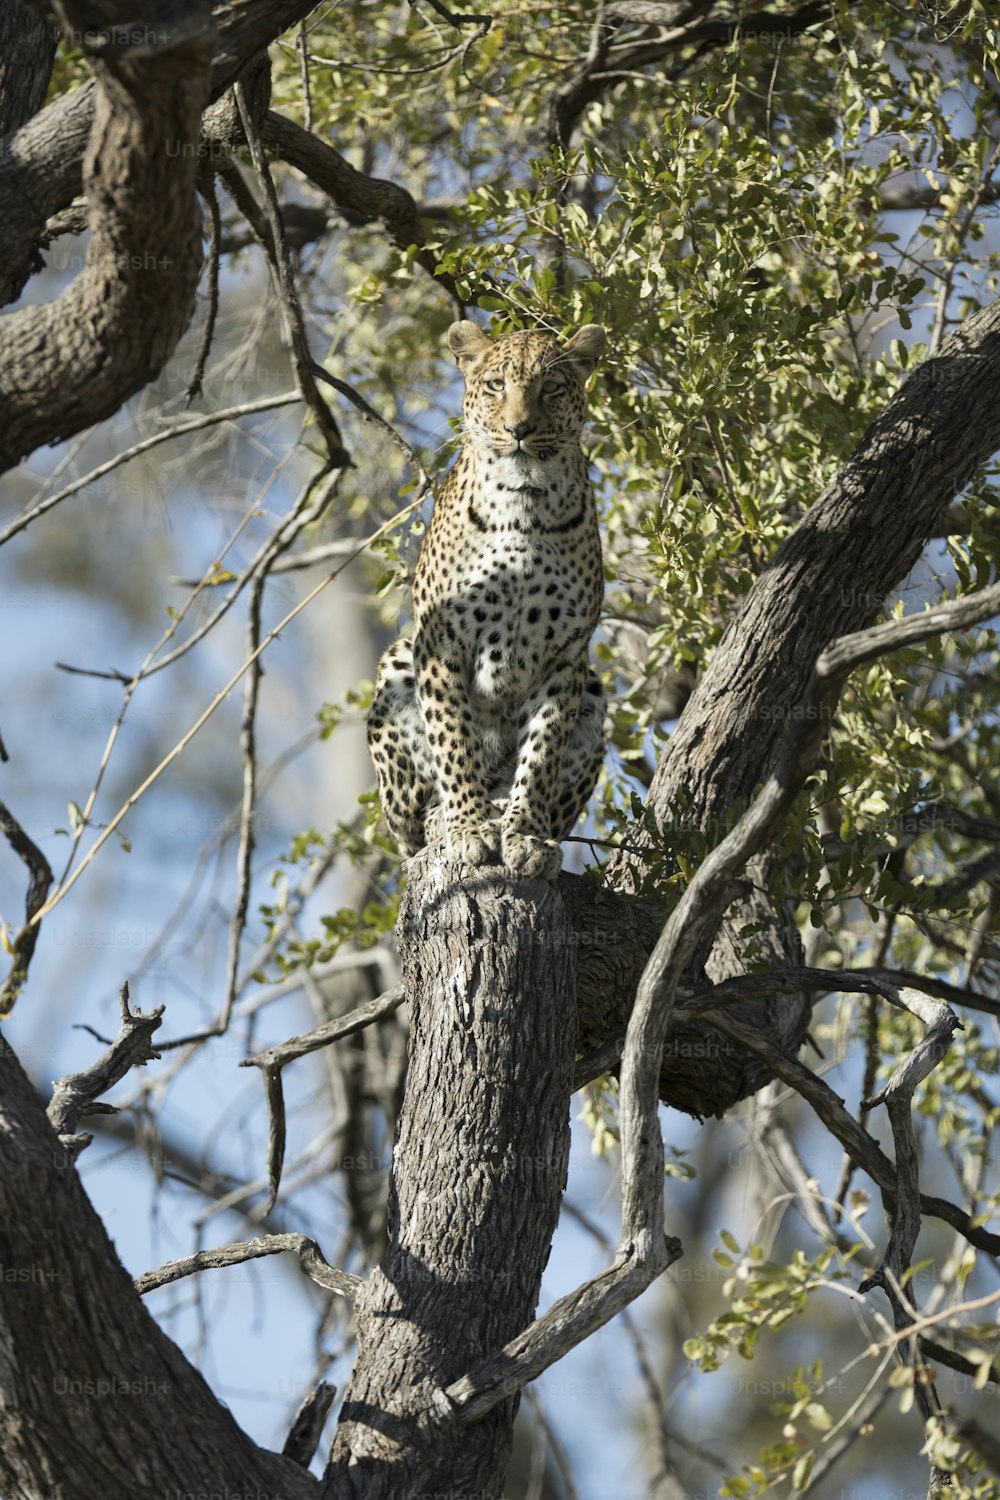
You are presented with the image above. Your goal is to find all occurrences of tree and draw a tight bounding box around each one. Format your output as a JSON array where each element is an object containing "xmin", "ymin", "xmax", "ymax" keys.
[{"xmin": 1, "ymin": 1, "xmax": 999, "ymax": 1496}]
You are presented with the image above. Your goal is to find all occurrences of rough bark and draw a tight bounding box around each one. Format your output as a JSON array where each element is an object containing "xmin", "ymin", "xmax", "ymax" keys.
[
  {"xmin": 0, "ymin": 1031, "xmax": 318, "ymax": 1500},
  {"xmin": 566, "ymin": 868, "xmax": 811, "ymax": 1116},
  {"xmin": 326, "ymin": 857, "xmax": 577, "ymax": 1499},
  {"xmin": 0, "ymin": 0, "xmax": 216, "ymax": 472},
  {"xmin": 0, "ymin": 0, "xmax": 321, "ymax": 460},
  {"xmin": 0, "ymin": 1, "xmax": 55, "ymax": 138},
  {"xmin": 0, "ymin": 0, "xmax": 321, "ymax": 308}
]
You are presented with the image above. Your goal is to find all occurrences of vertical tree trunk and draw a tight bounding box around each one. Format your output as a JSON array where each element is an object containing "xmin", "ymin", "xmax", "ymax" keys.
[{"xmin": 327, "ymin": 856, "xmax": 577, "ymax": 1498}]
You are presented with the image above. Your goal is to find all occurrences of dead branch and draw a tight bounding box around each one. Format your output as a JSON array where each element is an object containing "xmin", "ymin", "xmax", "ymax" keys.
[
  {"xmin": 0, "ymin": 798, "xmax": 53, "ymax": 1015},
  {"xmin": 134, "ymin": 1231, "xmax": 361, "ymax": 1298}
]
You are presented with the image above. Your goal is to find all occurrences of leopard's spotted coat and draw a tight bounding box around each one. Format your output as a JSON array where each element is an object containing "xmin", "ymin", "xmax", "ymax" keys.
[{"xmin": 367, "ymin": 320, "xmax": 607, "ymax": 880}]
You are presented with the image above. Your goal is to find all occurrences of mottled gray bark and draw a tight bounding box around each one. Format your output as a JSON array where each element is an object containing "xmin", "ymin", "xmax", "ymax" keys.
[
  {"xmin": 326, "ymin": 858, "xmax": 577, "ymax": 1498},
  {"xmin": 0, "ymin": 1033, "xmax": 317, "ymax": 1500},
  {"xmin": 0, "ymin": 0, "xmax": 216, "ymax": 471},
  {"xmin": 0, "ymin": 0, "xmax": 319, "ymax": 454}
]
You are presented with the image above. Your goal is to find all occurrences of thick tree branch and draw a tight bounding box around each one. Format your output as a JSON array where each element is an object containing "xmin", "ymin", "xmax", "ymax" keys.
[
  {"xmin": 260, "ymin": 109, "xmax": 461, "ymax": 300},
  {"xmin": 0, "ymin": 0, "xmax": 216, "ymax": 473}
]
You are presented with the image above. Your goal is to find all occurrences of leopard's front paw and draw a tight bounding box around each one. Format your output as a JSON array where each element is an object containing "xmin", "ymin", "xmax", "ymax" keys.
[
  {"xmin": 446, "ymin": 819, "xmax": 502, "ymax": 867},
  {"xmin": 501, "ymin": 828, "xmax": 562, "ymax": 881}
]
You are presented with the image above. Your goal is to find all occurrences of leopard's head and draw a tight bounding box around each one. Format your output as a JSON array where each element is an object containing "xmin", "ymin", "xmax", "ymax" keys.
[{"xmin": 448, "ymin": 322, "xmax": 605, "ymax": 470}]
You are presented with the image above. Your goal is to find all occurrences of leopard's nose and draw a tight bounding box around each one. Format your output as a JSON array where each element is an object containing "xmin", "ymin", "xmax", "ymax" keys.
[{"xmin": 505, "ymin": 421, "xmax": 536, "ymax": 441}]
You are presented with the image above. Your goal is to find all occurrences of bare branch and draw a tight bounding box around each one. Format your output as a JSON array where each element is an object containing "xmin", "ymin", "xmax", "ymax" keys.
[
  {"xmin": 0, "ymin": 392, "xmax": 300, "ymax": 552},
  {"xmin": 46, "ymin": 981, "xmax": 164, "ymax": 1149},
  {"xmin": 242, "ymin": 985, "xmax": 406, "ymax": 1073},
  {"xmin": 0, "ymin": 799, "xmax": 53, "ymax": 1015},
  {"xmin": 234, "ymin": 81, "xmax": 347, "ymax": 465},
  {"xmin": 134, "ymin": 1232, "xmax": 361, "ymax": 1300},
  {"xmin": 260, "ymin": 109, "xmax": 463, "ymax": 303},
  {"xmin": 857, "ymin": 989, "xmax": 963, "ymax": 1482},
  {"xmin": 241, "ymin": 984, "xmax": 406, "ymax": 1208},
  {"xmin": 702, "ymin": 1006, "xmax": 1000, "ymax": 1256}
]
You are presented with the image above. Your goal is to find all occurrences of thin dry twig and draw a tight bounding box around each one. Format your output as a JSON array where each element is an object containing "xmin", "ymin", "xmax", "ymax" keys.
[
  {"xmin": 0, "ymin": 393, "xmax": 301, "ymax": 552},
  {"xmin": 217, "ymin": 467, "xmax": 342, "ymax": 1048},
  {"xmin": 30, "ymin": 486, "xmax": 427, "ymax": 931},
  {"xmin": 241, "ymin": 984, "xmax": 405, "ymax": 1209},
  {"xmin": 234, "ymin": 82, "xmax": 347, "ymax": 466},
  {"xmin": 857, "ymin": 990, "xmax": 964, "ymax": 1482},
  {"xmin": 242, "ymin": 984, "xmax": 406, "ymax": 1073},
  {"xmin": 186, "ymin": 164, "xmax": 223, "ymax": 404}
]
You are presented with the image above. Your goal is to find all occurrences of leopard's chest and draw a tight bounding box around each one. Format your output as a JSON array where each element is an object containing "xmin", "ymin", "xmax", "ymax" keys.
[{"xmin": 437, "ymin": 524, "xmax": 598, "ymax": 706}]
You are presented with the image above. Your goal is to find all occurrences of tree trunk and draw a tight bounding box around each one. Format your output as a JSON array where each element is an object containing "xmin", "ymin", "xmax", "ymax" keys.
[
  {"xmin": 0, "ymin": 1032, "xmax": 317, "ymax": 1500},
  {"xmin": 326, "ymin": 856, "xmax": 577, "ymax": 1498}
]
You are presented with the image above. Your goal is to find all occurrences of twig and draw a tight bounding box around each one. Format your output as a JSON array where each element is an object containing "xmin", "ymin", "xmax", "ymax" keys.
[
  {"xmin": 186, "ymin": 164, "xmax": 223, "ymax": 404},
  {"xmin": 311, "ymin": 363, "xmax": 429, "ymax": 485},
  {"xmin": 171, "ymin": 536, "xmax": 362, "ymax": 585},
  {"xmin": 797, "ymin": 1379, "xmax": 893, "ymax": 1495},
  {"xmin": 91, "ymin": 456, "xmax": 322, "ymax": 684},
  {"xmin": 297, "ymin": 18, "xmax": 312, "ymax": 135},
  {"xmin": 701, "ymin": 1006, "xmax": 999, "ymax": 1256},
  {"xmin": 50, "ymin": 464, "xmax": 318, "ymax": 900},
  {"xmin": 262, "ymin": 1067, "xmax": 287, "ymax": 1214},
  {"xmin": 234, "ymin": 82, "xmax": 348, "ymax": 466},
  {"xmin": 260, "ymin": 110, "xmax": 464, "ymax": 304},
  {"xmin": 134, "ymin": 1231, "xmax": 361, "ymax": 1300},
  {"xmin": 523, "ymin": 1388, "xmax": 580, "ymax": 1500},
  {"xmin": 0, "ymin": 800, "xmax": 53, "ymax": 1015},
  {"xmin": 47, "ymin": 982, "xmax": 163, "ymax": 1151},
  {"xmin": 0, "ymin": 392, "xmax": 301, "ymax": 552},
  {"xmin": 241, "ymin": 985, "xmax": 406, "ymax": 1072},
  {"xmin": 218, "ymin": 467, "xmax": 340, "ymax": 1045},
  {"xmin": 241, "ymin": 984, "xmax": 406, "ymax": 1209},
  {"xmin": 857, "ymin": 990, "xmax": 963, "ymax": 1488},
  {"xmin": 31, "ymin": 487, "xmax": 426, "ymax": 929}
]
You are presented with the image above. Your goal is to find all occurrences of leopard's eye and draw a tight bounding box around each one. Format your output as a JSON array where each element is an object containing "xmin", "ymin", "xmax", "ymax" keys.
[
  {"xmin": 485, "ymin": 378, "xmax": 505, "ymax": 393},
  {"xmin": 541, "ymin": 379, "xmax": 562, "ymax": 397}
]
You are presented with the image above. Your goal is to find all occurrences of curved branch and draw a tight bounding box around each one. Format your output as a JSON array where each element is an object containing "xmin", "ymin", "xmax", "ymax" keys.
[
  {"xmin": 136, "ymin": 1231, "xmax": 361, "ymax": 1300},
  {"xmin": 260, "ymin": 109, "xmax": 461, "ymax": 301},
  {"xmin": 0, "ymin": 0, "xmax": 216, "ymax": 473}
]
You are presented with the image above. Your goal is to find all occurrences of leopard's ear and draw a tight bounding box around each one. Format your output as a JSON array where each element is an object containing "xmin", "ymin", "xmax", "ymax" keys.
[
  {"xmin": 448, "ymin": 320, "xmax": 493, "ymax": 368},
  {"xmin": 562, "ymin": 324, "xmax": 606, "ymax": 376}
]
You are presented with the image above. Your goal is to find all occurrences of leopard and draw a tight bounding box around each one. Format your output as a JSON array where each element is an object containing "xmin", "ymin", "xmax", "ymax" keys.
[{"xmin": 367, "ymin": 319, "xmax": 607, "ymax": 880}]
